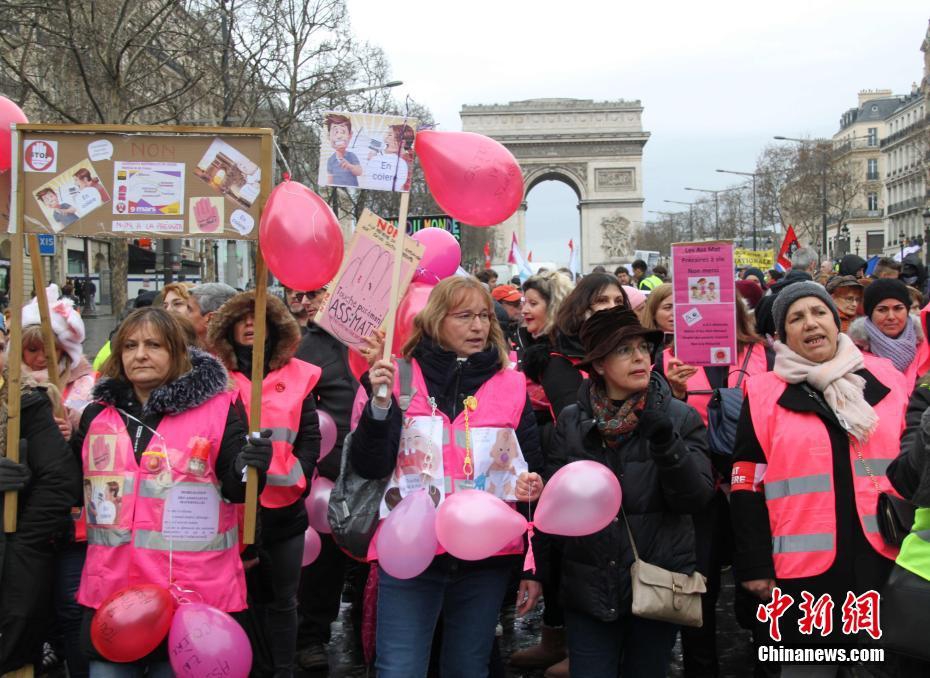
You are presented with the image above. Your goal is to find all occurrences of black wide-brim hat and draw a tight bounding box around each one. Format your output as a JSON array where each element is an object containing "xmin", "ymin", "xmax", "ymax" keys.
[{"xmin": 577, "ymin": 306, "xmax": 664, "ymax": 372}]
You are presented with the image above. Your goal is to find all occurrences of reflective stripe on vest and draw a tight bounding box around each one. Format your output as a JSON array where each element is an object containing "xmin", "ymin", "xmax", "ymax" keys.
[
  {"xmin": 746, "ymin": 355, "xmax": 905, "ymax": 579},
  {"xmin": 134, "ymin": 526, "xmax": 239, "ymax": 552},
  {"xmin": 266, "ymin": 459, "xmax": 305, "ymax": 487},
  {"xmin": 86, "ymin": 526, "xmax": 132, "ymax": 547},
  {"xmin": 268, "ymin": 427, "xmax": 298, "ymax": 444}
]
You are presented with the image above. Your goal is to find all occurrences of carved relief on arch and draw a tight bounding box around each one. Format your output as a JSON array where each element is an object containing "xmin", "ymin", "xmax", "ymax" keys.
[{"xmin": 600, "ymin": 213, "xmax": 634, "ymax": 260}]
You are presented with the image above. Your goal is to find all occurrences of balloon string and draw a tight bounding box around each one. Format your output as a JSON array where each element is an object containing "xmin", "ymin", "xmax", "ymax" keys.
[{"xmin": 272, "ymin": 136, "xmax": 293, "ymax": 181}]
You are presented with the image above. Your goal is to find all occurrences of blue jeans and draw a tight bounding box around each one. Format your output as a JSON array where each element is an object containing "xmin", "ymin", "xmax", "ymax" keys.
[
  {"xmin": 375, "ymin": 558, "xmax": 511, "ymax": 678},
  {"xmin": 89, "ymin": 661, "xmax": 172, "ymax": 678},
  {"xmin": 565, "ymin": 609, "xmax": 678, "ymax": 678}
]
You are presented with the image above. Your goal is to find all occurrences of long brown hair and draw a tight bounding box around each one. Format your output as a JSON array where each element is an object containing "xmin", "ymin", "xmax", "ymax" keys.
[
  {"xmin": 401, "ymin": 277, "xmax": 510, "ymax": 367},
  {"xmin": 640, "ymin": 283, "xmax": 672, "ymax": 330},
  {"xmin": 556, "ymin": 272, "xmax": 628, "ymax": 337},
  {"xmin": 101, "ymin": 308, "xmax": 192, "ymax": 384},
  {"xmin": 736, "ymin": 298, "xmax": 763, "ymax": 348}
]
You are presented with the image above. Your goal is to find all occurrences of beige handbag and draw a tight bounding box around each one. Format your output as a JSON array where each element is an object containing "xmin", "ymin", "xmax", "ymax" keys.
[{"xmin": 622, "ymin": 511, "xmax": 706, "ymax": 628}]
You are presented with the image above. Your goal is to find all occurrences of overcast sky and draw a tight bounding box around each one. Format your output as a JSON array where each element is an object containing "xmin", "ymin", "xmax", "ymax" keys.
[{"xmin": 349, "ymin": 0, "xmax": 929, "ymax": 266}]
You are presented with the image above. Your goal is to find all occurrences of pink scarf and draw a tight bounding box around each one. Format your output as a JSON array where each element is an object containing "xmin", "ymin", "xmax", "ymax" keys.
[{"xmin": 773, "ymin": 333, "xmax": 877, "ymax": 442}]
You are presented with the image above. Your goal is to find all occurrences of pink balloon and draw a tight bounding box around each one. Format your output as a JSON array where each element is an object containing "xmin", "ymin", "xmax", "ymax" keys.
[
  {"xmin": 534, "ymin": 461, "xmax": 622, "ymax": 537},
  {"xmin": 392, "ymin": 281, "xmax": 434, "ymax": 355},
  {"xmin": 302, "ymin": 526, "xmax": 322, "ymax": 566},
  {"xmin": 416, "ymin": 130, "xmax": 523, "ymax": 227},
  {"xmin": 259, "ymin": 180, "xmax": 344, "ymax": 290},
  {"xmin": 0, "ymin": 97, "xmax": 28, "ymax": 173},
  {"xmin": 318, "ymin": 410, "xmax": 337, "ymax": 460},
  {"xmin": 168, "ymin": 603, "xmax": 252, "ymax": 678},
  {"xmin": 435, "ymin": 489, "xmax": 527, "ymax": 560},
  {"xmin": 305, "ymin": 476, "xmax": 334, "ymax": 534},
  {"xmin": 376, "ymin": 490, "xmax": 438, "ymax": 579},
  {"xmin": 411, "ymin": 228, "xmax": 461, "ymax": 283}
]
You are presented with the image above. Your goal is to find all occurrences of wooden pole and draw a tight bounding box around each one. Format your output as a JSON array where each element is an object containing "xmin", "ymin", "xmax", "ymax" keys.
[
  {"xmin": 27, "ymin": 234, "xmax": 62, "ymax": 397},
  {"xmin": 4, "ymin": 128, "xmax": 24, "ymax": 533},
  {"xmin": 379, "ymin": 192, "xmax": 411, "ymax": 391},
  {"xmin": 242, "ymin": 249, "xmax": 268, "ymax": 545}
]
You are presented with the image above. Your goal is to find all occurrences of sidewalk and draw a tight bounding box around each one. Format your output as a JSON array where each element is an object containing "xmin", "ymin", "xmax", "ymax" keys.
[{"xmin": 83, "ymin": 313, "xmax": 116, "ymax": 359}]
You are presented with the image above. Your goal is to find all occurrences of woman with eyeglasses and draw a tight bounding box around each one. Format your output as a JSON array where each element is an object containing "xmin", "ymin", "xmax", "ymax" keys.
[
  {"xmin": 826, "ymin": 276, "xmax": 864, "ymax": 334},
  {"xmin": 545, "ymin": 306, "xmax": 713, "ymax": 677},
  {"xmin": 349, "ymin": 276, "xmax": 544, "ymax": 678}
]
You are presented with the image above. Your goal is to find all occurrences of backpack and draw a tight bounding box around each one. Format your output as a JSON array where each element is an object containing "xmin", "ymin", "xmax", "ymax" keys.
[{"xmin": 328, "ymin": 358, "xmax": 414, "ymax": 561}]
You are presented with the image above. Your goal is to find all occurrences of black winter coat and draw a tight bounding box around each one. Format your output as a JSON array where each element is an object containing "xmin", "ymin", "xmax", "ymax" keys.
[
  {"xmin": 546, "ymin": 374, "xmax": 713, "ymax": 622},
  {"xmin": 1, "ymin": 387, "xmax": 82, "ymax": 672}
]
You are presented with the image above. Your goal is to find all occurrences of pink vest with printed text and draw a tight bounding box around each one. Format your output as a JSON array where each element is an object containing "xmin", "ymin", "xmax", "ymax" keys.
[
  {"xmin": 77, "ymin": 392, "xmax": 246, "ymax": 611},
  {"xmin": 367, "ymin": 360, "xmax": 529, "ymax": 562}
]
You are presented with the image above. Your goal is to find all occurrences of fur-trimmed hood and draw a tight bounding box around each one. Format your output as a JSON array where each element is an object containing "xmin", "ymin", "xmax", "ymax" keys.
[
  {"xmin": 91, "ymin": 348, "xmax": 229, "ymax": 417},
  {"xmin": 848, "ymin": 314, "xmax": 924, "ymax": 352},
  {"xmin": 206, "ymin": 291, "xmax": 301, "ymax": 374}
]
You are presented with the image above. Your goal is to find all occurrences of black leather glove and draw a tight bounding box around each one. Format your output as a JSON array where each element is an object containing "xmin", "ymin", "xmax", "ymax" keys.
[
  {"xmin": 235, "ymin": 429, "xmax": 273, "ymax": 476},
  {"xmin": 636, "ymin": 408, "xmax": 675, "ymax": 451},
  {"xmin": 0, "ymin": 440, "xmax": 31, "ymax": 492}
]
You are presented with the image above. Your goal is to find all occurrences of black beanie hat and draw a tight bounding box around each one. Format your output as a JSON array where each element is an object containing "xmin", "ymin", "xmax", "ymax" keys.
[{"xmin": 863, "ymin": 278, "xmax": 911, "ymax": 319}]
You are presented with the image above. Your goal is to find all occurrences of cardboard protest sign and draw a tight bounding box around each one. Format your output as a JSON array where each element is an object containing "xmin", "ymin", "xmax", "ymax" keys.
[
  {"xmin": 18, "ymin": 124, "xmax": 271, "ymax": 239},
  {"xmin": 734, "ymin": 248, "xmax": 774, "ymax": 270},
  {"xmin": 314, "ymin": 209, "xmax": 423, "ymax": 350},
  {"xmin": 671, "ymin": 241, "xmax": 737, "ymax": 367},
  {"xmin": 387, "ymin": 213, "xmax": 461, "ymax": 241},
  {"xmin": 318, "ymin": 112, "xmax": 417, "ymax": 192}
]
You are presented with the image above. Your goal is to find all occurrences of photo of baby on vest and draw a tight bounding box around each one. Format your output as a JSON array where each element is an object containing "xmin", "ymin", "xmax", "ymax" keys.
[
  {"xmin": 84, "ymin": 475, "xmax": 123, "ymax": 526},
  {"xmin": 470, "ymin": 428, "xmax": 527, "ymax": 501},
  {"xmin": 382, "ymin": 416, "xmax": 444, "ymax": 515}
]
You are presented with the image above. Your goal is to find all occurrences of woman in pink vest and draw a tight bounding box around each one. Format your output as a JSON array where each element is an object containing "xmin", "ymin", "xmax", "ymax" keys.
[
  {"xmin": 72, "ymin": 308, "xmax": 272, "ymax": 675},
  {"xmin": 208, "ymin": 291, "xmax": 321, "ymax": 678},
  {"xmin": 731, "ymin": 282, "xmax": 907, "ymax": 674},
  {"xmin": 849, "ymin": 278, "xmax": 929, "ymax": 386},
  {"xmin": 353, "ymin": 276, "xmax": 544, "ymax": 678}
]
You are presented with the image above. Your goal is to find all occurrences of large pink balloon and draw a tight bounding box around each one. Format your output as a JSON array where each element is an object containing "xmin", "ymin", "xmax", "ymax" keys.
[
  {"xmin": 168, "ymin": 603, "xmax": 252, "ymax": 678},
  {"xmin": 416, "ymin": 130, "xmax": 523, "ymax": 227},
  {"xmin": 392, "ymin": 281, "xmax": 434, "ymax": 355},
  {"xmin": 0, "ymin": 97, "xmax": 27, "ymax": 173},
  {"xmin": 317, "ymin": 410, "xmax": 337, "ymax": 460},
  {"xmin": 377, "ymin": 490, "xmax": 438, "ymax": 579},
  {"xmin": 302, "ymin": 526, "xmax": 322, "ymax": 566},
  {"xmin": 259, "ymin": 180, "xmax": 344, "ymax": 290},
  {"xmin": 411, "ymin": 227, "xmax": 461, "ymax": 284},
  {"xmin": 534, "ymin": 461, "xmax": 622, "ymax": 537},
  {"xmin": 435, "ymin": 490, "xmax": 527, "ymax": 560},
  {"xmin": 305, "ymin": 476, "xmax": 334, "ymax": 534}
]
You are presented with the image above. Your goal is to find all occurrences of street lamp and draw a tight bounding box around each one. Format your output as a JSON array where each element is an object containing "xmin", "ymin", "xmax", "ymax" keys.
[
  {"xmin": 855, "ymin": 236, "xmax": 861, "ymax": 256},
  {"xmin": 664, "ymin": 200, "xmax": 695, "ymax": 240},
  {"xmin": 923, "ymin": 208, "xmax": 930, "ymax": 267},
  {"xmin": 839, "ymin": 224, "xmax": 850, "ymax": 257},
  {"xmin": 684, "ymin": 187, "xmax": 722, "ymax": 239},
  {"xmin": 716, "ymin": 169, "xmax": 758, "ymax": 250},
  {"xmin": 774, "ymin": 135, "xmax": 830, "ymax": 260},
  {"xmin": 649, "ymin": 210, "xmax": 679, "ymax": 253},
  {"xmin": 900, "ymin": 229, "xmax": 907, "ymax": 259}
]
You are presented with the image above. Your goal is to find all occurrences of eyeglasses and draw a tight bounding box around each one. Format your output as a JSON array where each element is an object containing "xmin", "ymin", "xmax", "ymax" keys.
[
  {"xmin": 448, "ymin": 311, "xmax": 492, "ymax": 324},
  {"xmin": 614, "ymin": 341, "xmax": 655, "ymax": 360},
  {"xmin": 835, "ymin": 295, "xmax": 860, "ymax": 305}
]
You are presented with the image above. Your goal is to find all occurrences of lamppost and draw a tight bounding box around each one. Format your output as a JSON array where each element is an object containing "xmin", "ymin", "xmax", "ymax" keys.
[
  {"xmin": 900, "ymin": 229, "xmax": 907, "ymax": 260},
  {"xmin": 855, "ymin": 236, "xmax": 861, "ymax": 256},
  {"xmin": 923, "ymin": 208, "xmax": 930, "ymax": 267},
  {"xmin": 774, "ymin": 135, "xmax": 830, "ymax": 260},
  {"xmin": 684, "ymin": 187, "xmax": 721, "ymax": 239},
  {"xmin": 716, "ymin": 169, "xmax": 758, "ymax": 250},
  {"xmin": 839, "ymin": 224, "xmax": 850, "ymax": 257},
  {"xmin": 664, "ymin": 200, "xmax": 695, "ymax": 240},
  {"xmin": 649, "ymin": 210, "xmax": 679, "ymax": 255}
]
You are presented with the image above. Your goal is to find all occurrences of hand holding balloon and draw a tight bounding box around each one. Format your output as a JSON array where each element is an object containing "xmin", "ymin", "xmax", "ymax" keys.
[{"xmin": 515, "ymin": 472, "xmax": 543, "ymax": 502}]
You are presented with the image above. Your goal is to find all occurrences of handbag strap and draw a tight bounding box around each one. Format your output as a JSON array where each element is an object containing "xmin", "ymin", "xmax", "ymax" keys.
[
  {"xmin": 733, "ymin": 344, "xmax": 755, "ymax": 389},
  {"xmin": 620, "ymin": 508, "xmax": 641, "ymax": 561}
]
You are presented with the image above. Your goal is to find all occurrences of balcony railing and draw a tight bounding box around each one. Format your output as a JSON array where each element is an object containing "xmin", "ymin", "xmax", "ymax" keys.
[
  {"xmin": 886, "ymin": 196, "xmax": 925, "ymax": 216},
  {"xmin": 845, "ymin": 208, "xmax": 884, "ymax": 219},
  {"xmin": 880, "ymin": 116, "xmax": 928, "ymax": 148},
  {"xmin": 833, "ymin": 137, "xmax": 879, "ymax": 155}
]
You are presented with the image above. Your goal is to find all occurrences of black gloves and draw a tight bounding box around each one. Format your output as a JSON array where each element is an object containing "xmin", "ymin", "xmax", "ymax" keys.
[
  {"xmin": 0, "ymin": 440, "xmax": 31, "ymax": 492},
  {"xmin": 235, "ymin": 429, "xmax": 273, "ymax": 476},
  {"xmin": 636, "ymin": 408, "xmax": 675, "ymax": 452}
]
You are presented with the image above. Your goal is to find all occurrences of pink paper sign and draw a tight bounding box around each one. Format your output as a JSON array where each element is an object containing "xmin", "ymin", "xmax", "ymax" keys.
[{"xmin": 671, "ymin": 242, "xmax": 737, "ymax": 367}]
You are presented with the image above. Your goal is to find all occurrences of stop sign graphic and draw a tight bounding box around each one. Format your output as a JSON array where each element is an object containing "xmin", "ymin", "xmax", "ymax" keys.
[{"xmin": 24, "ymin": 140, "xmax": 57, "ymax": 172}]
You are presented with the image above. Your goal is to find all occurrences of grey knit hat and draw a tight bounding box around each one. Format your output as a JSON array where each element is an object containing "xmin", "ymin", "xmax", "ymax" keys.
[{"xmin": 771, "ymin": 281, "xmax": 841, "ymax": 340}]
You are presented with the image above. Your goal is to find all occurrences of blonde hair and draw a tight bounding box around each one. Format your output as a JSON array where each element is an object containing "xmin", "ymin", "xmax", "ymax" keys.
[
  {"xmin": 522, "ymin": 271, "xmax": 574, "ymax": 337},
  {"xmin": 22, "ymin": 323, "xmax": 73, "ymax": 385},
  {"xmin": 640, "ymin": 283, "xmax": 672, "ymax": 330},
  {"xmin": 162, "ymin": 282, "xmax": 191, "ymax": 301},
  {"xmin": 401, "ymin": 277, "xmax": 510, "ymax": 367}
]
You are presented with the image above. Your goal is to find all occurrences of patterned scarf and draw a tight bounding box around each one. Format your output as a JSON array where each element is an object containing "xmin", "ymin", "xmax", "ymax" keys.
[
  {"xmin": 589, "ymin": 382, "xmax": 646, "ymax": 448},
  {"xmin": 863, "ymin": 316, "xmax": 917, "ymax": 373}
]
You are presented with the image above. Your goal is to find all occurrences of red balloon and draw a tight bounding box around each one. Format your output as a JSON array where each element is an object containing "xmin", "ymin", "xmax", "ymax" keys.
[
  {"xmin": 259, "ymin": 180, "xmax": 344, "ymax": 290},
  {"xmin": 393, "ymin": 282, "xmax": 434, "ymax": 354},
  {"xmin": 348, "ymin": 348, "xmax": 369, "ymax": 381},
  {"xmin": 416, "ymin": 130, "xmax": 523, "ymax": 227},
  {"xmin": 0, "ymin": 96, "xmax": 27, "ymax": 173},
  {"xmin": 91, "ymin": 584, "xmax": 175, "ymax": 662}
]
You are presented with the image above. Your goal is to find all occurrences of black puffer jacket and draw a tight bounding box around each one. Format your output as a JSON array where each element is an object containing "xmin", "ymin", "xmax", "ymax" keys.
[{"xmin": 546, "ymin": 373, "xmax": 713, "ymax": 622}]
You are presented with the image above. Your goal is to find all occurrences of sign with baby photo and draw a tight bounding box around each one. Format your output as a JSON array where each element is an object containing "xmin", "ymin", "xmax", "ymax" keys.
[
  {"xmin": 380, "ymin": 415, "xmax": 444, "ymax": 518},
  {"xmin": 671, "ymin": 241, "xmax": 737, "ymax": 366},
  {"xmin": 468, "ymin": 428, "xmax": 528, "ymax": 501},
  {"xmin": 318, "ymin": 111, "xmax": 418, "ymax": 192}
]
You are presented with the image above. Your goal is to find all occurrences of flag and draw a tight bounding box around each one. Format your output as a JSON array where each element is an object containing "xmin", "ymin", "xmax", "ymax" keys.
[
  {"xmin": 528, "ymin": 250, "xmax": 533, "ymax": 262},
  {"xmin": 568, "ymin": 239, "xmax": 579, "ymax": 280},
  {"xmin": 776, "ymin": 226, "xmax": 800, "ymax": 272},
  {"xmin": 508, "ymin": 233, "xmax": 534, "ymax": 282},
  {"xmin": 483, "ymin": 241, "xmax": 491, "ymax": 270}
]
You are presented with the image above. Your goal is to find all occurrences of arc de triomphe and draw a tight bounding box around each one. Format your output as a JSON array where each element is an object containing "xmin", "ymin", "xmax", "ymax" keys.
[{"xmin": 460, "ymin": 98, "xmax": 649, "ymax": 272}]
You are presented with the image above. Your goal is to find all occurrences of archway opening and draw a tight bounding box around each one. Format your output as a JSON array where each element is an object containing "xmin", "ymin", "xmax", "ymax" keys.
[{"xmin": 524, "ymin": 175, "xmax": 581, "ymax": 273}]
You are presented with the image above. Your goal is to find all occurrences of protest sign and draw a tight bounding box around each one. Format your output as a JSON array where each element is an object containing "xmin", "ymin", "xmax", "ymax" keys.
[
  {"xmin": 318, "ymin": 111, "xmax": 417, "ymax": 192},
  {"xmin": 671, "ymin": 241, "xmax": 737, "ymax": 367},
  {"xmin": 314, "ymin": 209, "xmax": 424, "ymax": 350},
  {"xmin": 734, "ymin": 248, "xmax": 774, "ymax": 270},
  {"xmin": 386, "ymin": 213, "xmax": 461, "ymax": 241}
]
